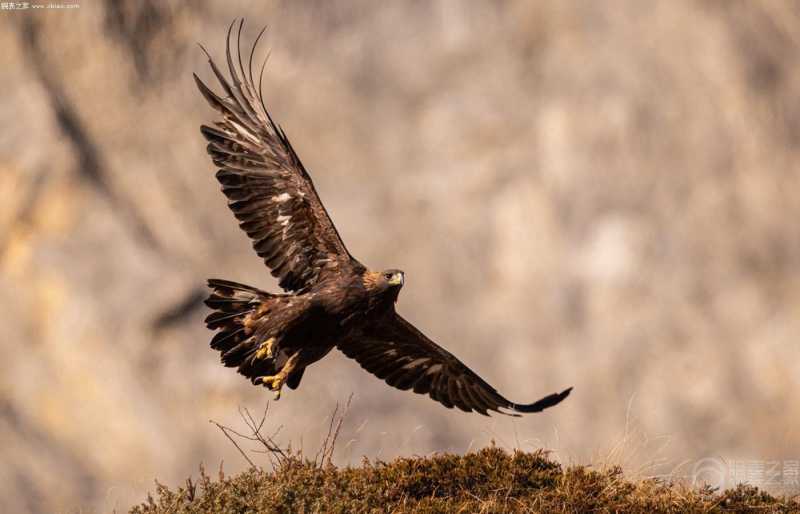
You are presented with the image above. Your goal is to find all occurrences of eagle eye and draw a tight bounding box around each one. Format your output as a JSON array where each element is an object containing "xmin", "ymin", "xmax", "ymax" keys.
[{"xmin": 384, "ymin": 272, "xmax": 392, "ymax": 279}]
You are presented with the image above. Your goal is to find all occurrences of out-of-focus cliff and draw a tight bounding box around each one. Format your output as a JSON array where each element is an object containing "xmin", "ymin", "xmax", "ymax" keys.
[{"xmin": 1, "ymin": 1, "xmax": 799, "ymax": 512}]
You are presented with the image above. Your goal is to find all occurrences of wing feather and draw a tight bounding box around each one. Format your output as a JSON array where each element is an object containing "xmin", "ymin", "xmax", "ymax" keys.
[
  {"xmin": 196, "ymin": 19, "xmax": 363, "ymax": 292},
  {"xmin": 337, "ymin": 313, "xmax": 572, "ymax": 416}
]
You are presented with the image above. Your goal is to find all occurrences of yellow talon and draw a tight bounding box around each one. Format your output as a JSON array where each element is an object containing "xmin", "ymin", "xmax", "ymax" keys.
[
  {"xmin": 254, "ymin": 337, "xmax": 276, "ymax": 360},
  {"xmin": 256, "ymin": 374, "xmax": 282, "ymax": 389},
  {"xmin": 255, "ymin": 373, "xmax": 286, "ymax": 399},
  {"xmin": 254, "ymin": 351, "xmax": 299, "ymax": 401}
]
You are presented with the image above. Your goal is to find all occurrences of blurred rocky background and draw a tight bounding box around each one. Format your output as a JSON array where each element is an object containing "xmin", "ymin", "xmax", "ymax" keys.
[{"xmin": 1, "ymin": 1, "xmax": 799, "ymax": 512}]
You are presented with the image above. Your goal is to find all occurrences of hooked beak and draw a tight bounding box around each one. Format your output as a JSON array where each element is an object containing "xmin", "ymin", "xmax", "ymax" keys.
[{"xmin": 388, "ymin": 272, "xmax": 404, "ymax": 286}]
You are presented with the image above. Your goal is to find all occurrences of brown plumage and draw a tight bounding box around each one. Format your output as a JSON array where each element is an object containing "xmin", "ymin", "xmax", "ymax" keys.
[{"xmin": 196, "ymin": 20, "xmax": 572, "ymax": 416}]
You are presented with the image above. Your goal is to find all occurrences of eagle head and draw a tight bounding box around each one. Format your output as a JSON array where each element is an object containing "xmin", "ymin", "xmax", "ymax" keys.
[
  {"xmin": 364, "ymin": 269, "xmax": 405, "ymax": 300},
  {"xmin": 382, "ymin": 269, "xmax": 405, "ymax": 288}
]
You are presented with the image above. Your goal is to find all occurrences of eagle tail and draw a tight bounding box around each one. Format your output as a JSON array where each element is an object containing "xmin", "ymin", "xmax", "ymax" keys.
[{"xmin": 204, "ymin": 279, "xmax": 278, "ymax": 375}]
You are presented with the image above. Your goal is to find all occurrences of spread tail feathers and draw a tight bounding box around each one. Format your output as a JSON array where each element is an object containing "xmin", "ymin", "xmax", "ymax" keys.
[
  {"xmin": 205, "ymin": 279, "xmax": 276, "ymax": 375},
  {"xmin": 205, "ymin": 278, "xmax": 309, "ymax": 390}
]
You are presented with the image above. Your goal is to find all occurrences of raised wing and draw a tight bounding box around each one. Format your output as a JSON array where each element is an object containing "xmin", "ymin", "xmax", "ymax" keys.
[
  {"xmin": 195, "ymin": 20, "xmax": 363, "ymax": 293},
  {"xmin": 337, "ymin": 313, "xmax": 572, "ymax": 416}
]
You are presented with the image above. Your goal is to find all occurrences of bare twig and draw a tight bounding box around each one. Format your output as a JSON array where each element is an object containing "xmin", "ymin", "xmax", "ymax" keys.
[
  {"xmin": 315, "ymin": 402, "xmax": 340, "ymax": 467},
  {"xmin": 212, "ymin": 396, "xmax": 354, "ymax": 471},
  {"xmin": 209, "ymin": 419, "xmax": 256, "ymax": 469},
  {"xmin": 185, "ymin": 476, "xmax": 196, "ymax": 502},
  {"xmin": 210, "ymin": 402, "xmax": 291, "ymax": 471},
  {"xmin": 317, "ymin": 394, "xmax": 353, "ymax": 468},
  {"xmin": 239, "ymin": 404, "xmax": 288, "ymax": 464},
  {"xmin": 327, "ymin": 394, "xmax": 353, "ymax": 466}
]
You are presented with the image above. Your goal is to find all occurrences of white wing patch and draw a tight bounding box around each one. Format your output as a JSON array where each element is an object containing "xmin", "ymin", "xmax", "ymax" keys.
[
  {"xmin": 402, "ymin": 357, "xmax": 431, "ymax": 369},
  {"xmin": 227, "ymin": 120, "xmax": 259, "ymax": 144},
  {"xmin": 426, "ymin": 364, "xmax": 443, "ymax": 374}
]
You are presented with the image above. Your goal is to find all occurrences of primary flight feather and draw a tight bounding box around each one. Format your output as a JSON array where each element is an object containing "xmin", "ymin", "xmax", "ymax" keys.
[{"xmin": 196, "ymin": 20, "xmax": 572, "ymax": 416}]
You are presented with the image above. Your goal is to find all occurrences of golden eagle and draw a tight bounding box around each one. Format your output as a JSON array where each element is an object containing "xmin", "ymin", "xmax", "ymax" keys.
[{"xmin": 195, "ymin": 21, "xmax": 571, "ymax": 416}]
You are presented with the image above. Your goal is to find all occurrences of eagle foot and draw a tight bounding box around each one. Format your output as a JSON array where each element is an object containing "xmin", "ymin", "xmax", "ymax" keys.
[
  {"xmin": 254, "ymin": 337, "xmax": 276, "ymax": 360},
  {"xmin": 254, "ymin": 351, "xmax": 299, "ymax": 401},
  {"xmin": 255, "ymin": 373, "xmax": 286, "ymax": 400}
]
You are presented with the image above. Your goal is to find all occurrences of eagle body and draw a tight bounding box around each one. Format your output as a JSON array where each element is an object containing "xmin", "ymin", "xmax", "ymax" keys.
[
  {"xmin": 207, "ymin": 270, "xmax": 401, "ymax": 392},
  {"xmin": 196, "ymin": 21, "xmax": 571, "ymax": 416}
]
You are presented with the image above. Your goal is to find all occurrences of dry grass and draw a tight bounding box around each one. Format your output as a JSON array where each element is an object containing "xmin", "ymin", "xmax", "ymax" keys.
[
  {"xmin": 131, "ymin": 448, "xmax": 799, "ymax": 514},
  {"xmin": 131, "ymin": 403, "xmax": 799, "ymax": 513}
]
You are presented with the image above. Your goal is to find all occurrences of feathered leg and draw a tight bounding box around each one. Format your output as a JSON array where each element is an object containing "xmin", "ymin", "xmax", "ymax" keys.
[{"xmin": 254, "ymin": 337, "xmax": 277, "ymax": 360}]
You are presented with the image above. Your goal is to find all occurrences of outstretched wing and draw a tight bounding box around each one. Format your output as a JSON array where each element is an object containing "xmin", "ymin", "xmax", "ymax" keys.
[
  {"xmin": 337, "ymin": 313, "xmax": 572, "ymax": 416},
  {"xmin": 195, "ymin": 20, "xmax": 363, "ymax": 293}
]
